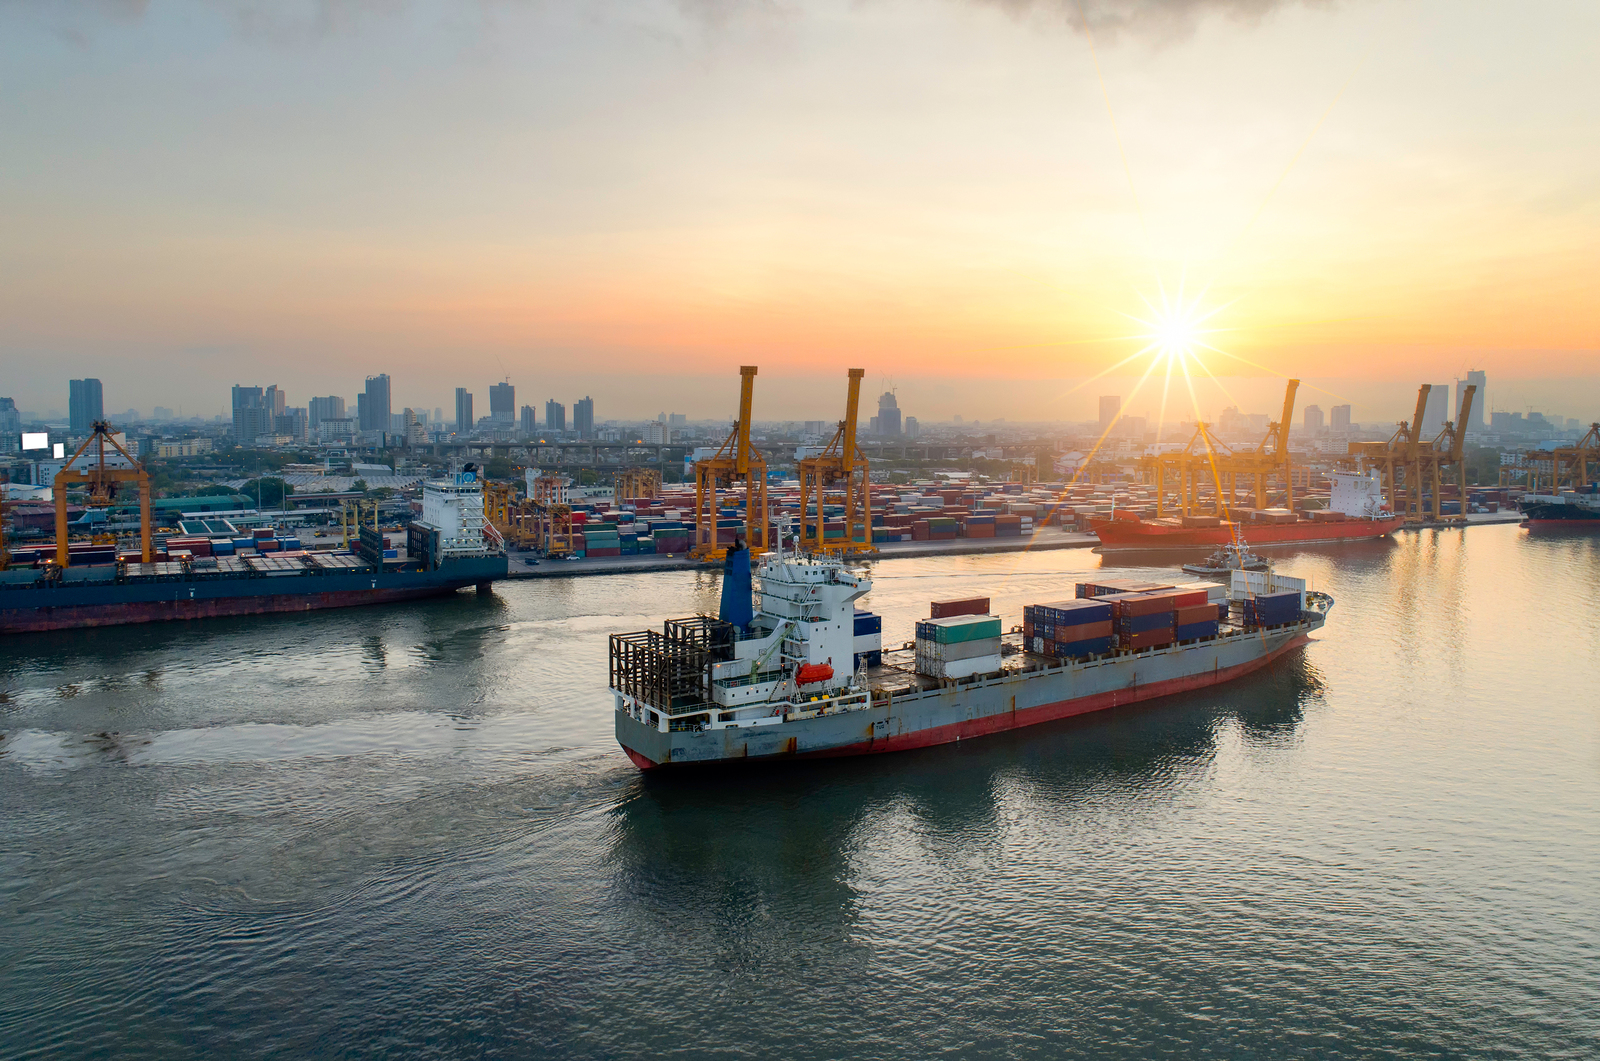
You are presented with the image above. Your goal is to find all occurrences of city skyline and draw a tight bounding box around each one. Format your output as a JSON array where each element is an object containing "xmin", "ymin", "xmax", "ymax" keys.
[{"xmin": 1, "ymin": 2, "xmax": 1595, "ymax": 426}]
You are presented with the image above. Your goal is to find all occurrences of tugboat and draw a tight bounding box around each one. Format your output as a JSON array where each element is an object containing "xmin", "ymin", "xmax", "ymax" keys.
[{"xmin": 1182, "ymin": 528, "xmax": 1270, "ymax": 578}]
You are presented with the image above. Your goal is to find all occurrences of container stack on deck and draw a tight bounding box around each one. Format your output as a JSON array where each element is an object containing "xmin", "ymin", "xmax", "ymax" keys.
[
  {"xmin": 853, "ymin": 610, "xmax": 882, "ymax": 669},
  {"xmin": 1022, "ymin": 598, "xmax": 1114, "ymax": 659},
  {"xmin": 914, "ymin": 614, "xmax": 1003, "ymax": 679}
]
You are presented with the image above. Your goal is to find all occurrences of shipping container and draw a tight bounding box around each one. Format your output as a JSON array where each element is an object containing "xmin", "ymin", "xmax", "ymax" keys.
[
  {"xmin": 1176, "ymin": 620, "xmax": 1219, "ymax": 641},
  {"xmin": 930, "ymin": 596, "xmax": 991, "ymax": 619},
  {"xmin": 915, "ymin": 614, "xmax": 1002, "ymax": 644}
]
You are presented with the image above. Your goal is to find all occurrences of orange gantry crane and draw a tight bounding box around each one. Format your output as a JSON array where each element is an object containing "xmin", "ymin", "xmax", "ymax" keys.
[
  {"xmin": 796, "ymin": 368, "xmax": 874, "ymax": 556},
  {"xmin": 54, "ymin": 421, "xmax": 153, "ymax": 565},
  {"xmin": 691, "ymin": 366, "xmax": 769, "ymax": 561},
  {"xmin": 1502, "ymin": 422, "xmax": 1599, "ymax": 493},
  {"xmin": 614, "ymin": 468, "xmax": 663, "ymax": 504},
  {"xmin": 1142, "ymin": 379, "xmax": 1300, "ymax": 517},
  {"xmin": 1349, "ymin": 383, "xmax": 1476, "ymax": 521}
]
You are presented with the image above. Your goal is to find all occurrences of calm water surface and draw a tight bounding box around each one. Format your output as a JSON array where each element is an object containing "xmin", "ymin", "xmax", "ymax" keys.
[{"xmin": 3, "ymin": 525, "xmax": 1598, "ymax": 1058}]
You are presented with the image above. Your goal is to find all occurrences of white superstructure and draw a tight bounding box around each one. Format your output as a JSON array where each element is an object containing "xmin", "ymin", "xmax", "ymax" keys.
[
  {"xmin": 1328, "ymin": 471, "xmax": 1390, "ymax": 518},
  {"xmin": 418, "ymin": 471, "xmax": 493, "ymax": 555}
]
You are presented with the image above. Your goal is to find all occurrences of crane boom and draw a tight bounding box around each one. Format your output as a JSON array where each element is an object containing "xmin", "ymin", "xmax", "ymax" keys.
[
  {"xmin": 841, "ymin": 368, "xmax": 863, "ymax": 466},
  {"xmin": 735, "ymin": 366, "xmax": 756, "ymax": 477}
]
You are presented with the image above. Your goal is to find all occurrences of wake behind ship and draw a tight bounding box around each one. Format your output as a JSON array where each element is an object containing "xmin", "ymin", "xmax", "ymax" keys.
[
  {"xmin": 0, "ymin": 471, "xmax": 508, "ymax": 634},
  {"xmin": 608, "ymin": 547, "xmax": 1331, "ymax": 769}
]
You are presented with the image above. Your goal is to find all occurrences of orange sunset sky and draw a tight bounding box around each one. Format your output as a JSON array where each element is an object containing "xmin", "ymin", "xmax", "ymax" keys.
[{"xmin": 2, "ymin": 0, "xmax": 1596, "ymax": 424}]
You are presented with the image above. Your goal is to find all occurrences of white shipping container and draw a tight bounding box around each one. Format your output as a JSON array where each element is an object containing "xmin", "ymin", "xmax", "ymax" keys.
[
  {"xmin": 916, "ymin": 636, "xmax": 1002, "ymax": 662},
  {"xmin": 918, "ymin": 653, "xmax": 1003, "ymax": 680},
  {"xmin": 1230, "ymin": 570, "xmax": 1307, "ymax": 608}
]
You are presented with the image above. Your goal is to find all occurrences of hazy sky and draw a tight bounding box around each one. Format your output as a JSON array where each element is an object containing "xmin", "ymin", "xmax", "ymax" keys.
[{"xmin": 2, "ymin": 0, "xmax": 1596, "ymax": 424}]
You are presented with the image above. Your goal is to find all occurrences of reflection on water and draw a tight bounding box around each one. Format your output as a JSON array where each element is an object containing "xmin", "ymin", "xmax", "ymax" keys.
[{"xmin": 2, "ymin": 525, "xmax": 1599, "ymax": 1059}]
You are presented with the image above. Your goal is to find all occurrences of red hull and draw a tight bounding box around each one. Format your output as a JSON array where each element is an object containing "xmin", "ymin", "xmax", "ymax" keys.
[
  {"xmin": 2, "ymin": 586, "xmax": 466, "ymax": 634},
  {"xmin": 1091, "ymin": 516, "xmax": 1404, "ymax": 551},
  {"xmin": 624, "ymin": 633, "xmax": 1309, "ymax": 769}
]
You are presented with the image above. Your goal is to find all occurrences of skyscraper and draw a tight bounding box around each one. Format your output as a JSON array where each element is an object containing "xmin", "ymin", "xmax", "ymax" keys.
[
  {"xmin": 275, "ymin": 408, "xmax": 309, "ymax": 441},
  {"xmin": 489, "ymin": 382, "xmax": 515, "ymax": 424},
  {"xmin": 877, "ymin": 391, "xmax": 901, "ymax": 436},
  {"xmin": 69, "ymin": 378, "xmax": 104, "ymax": 433},
  {"xmin": 574, "ymin": 396, "xmax": 595, "ymax": 438},
  {"xmin": 1421, "ymin": 384, "xmax": 1451, "ymax": 438},
  {"xmin": 455, "ymin": 388, "xmax": 474, "ymax": 434},
  {"xmin": 266, "ymin": 385, "xmax": 286, "ymax": 419},
  {"xmin": 231, "ymin": 385, "xmax": 270, "ymax": 442},
  {"xmin": 0, "ymin": 397, "xmax": 20, "ymax": 453},
  {"xmin": 1330, "ymin": 405, "xmax": 1352, "ymax": 432},
  {"xmin": 1098, "ymin": 395, "xmax": 1120, "ymax": 431},
  {"xmin": 1456, "ymin": 369, "xmax": 1487, "ymax": 430},
  {"xmin": 361, "ymin": 374, "xmax": 391, "ymax": 432},
  {"xmin": 546, "ymin": 400, "xmax": 565, "ymax": 432},
  {"xmin": 520, "ymin": 405, "xmax": 537, "ymax": 436},
  {"xmin": 308, "ymin": 396, "xmax": 345, "ymax": 428},
  {"xmin": 1303, "ymin": 405, "xmax": 1324, "ymax": 433}
]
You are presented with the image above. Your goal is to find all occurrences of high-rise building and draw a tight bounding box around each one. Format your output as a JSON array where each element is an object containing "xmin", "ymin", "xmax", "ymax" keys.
[
  {"xmin": 905, "ymin": 416, "xmax": 920, "ymax": 438},
  {"xmin": 574, "ymin": 396, "xmax": 595, "ymax": 438},
  {"xmin": 0, "ymin": 397, "xmax": 20, "ymax": 453},
  {"xmin": 151, "ymin": 406, "xmax": 173, "ymax": 421},
  {"xmin": 275, "ymin": 408, "xmax": 309, "ymax": 441},
  {"xmin": 69, "ymin": 378, "xmax": 104, "ymax": 433},
  {"xmin": 231, "ymin": 385, "xmax": 270, "ymax": 442},
  {"xmin": 455, "ymin": 388, "xmax": 474, "ymax": 434},
  {"xmin": 308, "ymin": 396, "xmax": 345, "ymax": 428},
  {"xmin": 668, "ymin": 412, "xmax": 686, "ymax": 427},
  {"xmin": 1456, "ymin": 370, "xmax": 1487, "ymax": 430},
  {"xmin": 361, "ymin": 374, "xmax": 391, "ymax": 432},
  {"xmin": 1098, "ymin": 395, "xmax": 1121, "ymax": 431},
  {"xmin": 434, "ymin": 407, "xmax": 442, "ymax": 424},
  {"xmin": 1303, "ymin": 405, "xmax": 1324, "ymax": 433},
  {"xmin": 265, "ymin": 385, "xmax": 286, "ymax": 419},
  {"xmin": 489, "ymin": 382, "xmax": 515, "ymax": 424},
  {"xmin": 877, "ymin": 391, "xmax": 901, "ymax": 436},
  {"xmin": 1331, "ymin": 405, "xmax": 1352, "ymax": 432},
  {"xmin": 546, "ymin": 400, "xmax": 566, "ymax": 432},
  {"xmin": 520, "ymin": 405, "xmax": 537, "ymax": 436},
  {"xmin": 1421, "ymin": 384, "xmax": 1451, "ymax": 438}
]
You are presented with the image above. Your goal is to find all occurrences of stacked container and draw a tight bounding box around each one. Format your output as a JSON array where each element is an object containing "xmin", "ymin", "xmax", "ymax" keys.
[
  {"xmin": 930, "ymin": 596, "xmax": 990, "ymax": 618},
  {"xmin": 1022, "ymin": 598, "xmax": 1114, "ymax": 658},
  {"xmin": 914, "ymin": 614, "xmax": 1003, "ymax": 679},
  {"xmin": 1243, "ymin": 591, "xmax": 1301, "ymax": 628}
]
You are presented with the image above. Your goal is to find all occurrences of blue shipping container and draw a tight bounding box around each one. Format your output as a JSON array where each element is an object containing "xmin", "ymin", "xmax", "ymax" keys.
[
  {"xmin": 1055, "ymin": 636, "xmax": 1115, "ymax": 658},
  {"xmin": 1176, "ymin": 620, "xmax": 1219, "ymax": 641},
  {"xmin": 1121, "ymin": 611, "xmax": 1175, "ymax": 634},
  {"xmin": 853, "ymin": 611, "xmax": 882, "ymax": 636}
]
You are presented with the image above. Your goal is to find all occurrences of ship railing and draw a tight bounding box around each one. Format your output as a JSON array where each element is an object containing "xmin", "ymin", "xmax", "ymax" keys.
[{"xmin": 713, "ymin": 668, "xmax": 786, "ymax": 690}]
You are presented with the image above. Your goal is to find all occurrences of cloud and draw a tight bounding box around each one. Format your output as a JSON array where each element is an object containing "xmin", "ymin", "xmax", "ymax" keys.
[{"xmin": 972, "ymin": 0, "xmax": 1333, "ymax": 41}]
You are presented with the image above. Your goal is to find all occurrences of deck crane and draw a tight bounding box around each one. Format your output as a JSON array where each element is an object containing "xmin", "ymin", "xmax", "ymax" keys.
[
  {"xmin": 53, "ymin": 421, "xmax": 153, "ymax": 566},
  {"xmin": 796, "ymin": 368, "xmax": 874, "ymax": 556},
  {"xmin": 691, "ymin": 366, "xmax": 769, "ymax": 561}
]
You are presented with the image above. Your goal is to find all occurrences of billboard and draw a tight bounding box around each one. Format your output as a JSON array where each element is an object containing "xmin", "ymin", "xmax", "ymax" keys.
[{"xmin": 21, "ymin": 431, "xmax": 49, "ymax": 451}]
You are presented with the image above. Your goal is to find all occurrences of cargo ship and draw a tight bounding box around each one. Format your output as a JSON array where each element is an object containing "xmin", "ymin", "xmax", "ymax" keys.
[
  {"xmin": 0, "ymin": 471, "xmax": 507, "ymax": 634},
  {"xmin": 607, "ymin": 546, "xmax": 1331, "ymax": 770},
  {"xmin": 1091, "ymin": 471, "xmax": 1403, "ymax": 551},
  {"xmin": 1519, "ymin": 486, "xmax": 1600, "ymax": 527}
]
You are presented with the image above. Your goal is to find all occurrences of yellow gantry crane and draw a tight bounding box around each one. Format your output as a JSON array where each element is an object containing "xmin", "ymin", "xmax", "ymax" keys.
[
  {"xmin": 796, "ymin": 368, "xmax": 874, "ymax": 556},
  {"xmin": 53, "ymin": 421, "xmax": 153, "ymax": 566},
  {"xmin": 691, "ymin": 365, "xmax": 769, "ymax": 561},
  {"xmin": 614, "ymin": 468, "xmax": 662, "ymax": 504},
  {"xmin": 1503, "ymin": 422, "xmax": 1600, "ymax": 492},
  {"xmin": 1349, "ymin": 383, "xmax": 1476, "ymax": 521},
  {"xmin": 1141, "ymin": 379, "xmax": 1299, "ymax": 517}
]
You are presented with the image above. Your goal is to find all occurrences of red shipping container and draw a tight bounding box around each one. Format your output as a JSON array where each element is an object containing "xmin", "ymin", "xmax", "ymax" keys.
[
  {"xmin": 964, "ymin": 524, "xmax": 996, "ymax": 538},
  {"xmin": 1112, "ymin": 592, "xmax": 1176, "ymax": 618},
  {"xmin": 1170, "ymin": 589, "xmax": 1210, "ymax": 608},
  {"xmin": 588, "ymin": 547, "xmax": 621, "ymax": 557},
  {"xmin": 1123, "ymin": 628, "xmax": 1176, "ymax": 649},
  {"xmin": 1176, "ymin": 604, "xmax": 1218, "ymax": 625},
  {"xmin": 1057, "ymin": 619, "xmax": 1114, "ymax": 641},
  {"xmin": 930, "ymin": 596, "xmax": 991, "ymax": 618}
]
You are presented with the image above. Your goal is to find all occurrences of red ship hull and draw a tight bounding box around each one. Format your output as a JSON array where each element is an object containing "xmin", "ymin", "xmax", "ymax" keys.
[{"xmin": 1091, "ymin": 515, "xmax": 1405, "ymax": 551}]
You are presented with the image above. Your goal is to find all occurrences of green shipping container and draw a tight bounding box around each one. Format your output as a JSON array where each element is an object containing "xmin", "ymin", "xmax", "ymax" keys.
[{"xmin": 916, "ymin": 615, "xmax": 1003, "ymax": 644}]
